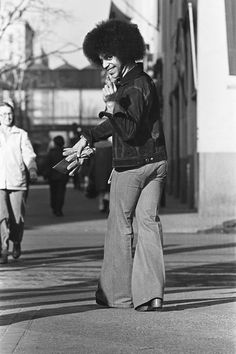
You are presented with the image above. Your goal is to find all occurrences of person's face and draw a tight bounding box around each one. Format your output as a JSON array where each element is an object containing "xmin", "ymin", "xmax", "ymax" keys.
[
  {"xmin": 0, "ymin": 105, "xmax": 14, "ymax": 127},
  {"xmin": 99, "ymin": 54, "xmax": 123, "ymax": 82}
]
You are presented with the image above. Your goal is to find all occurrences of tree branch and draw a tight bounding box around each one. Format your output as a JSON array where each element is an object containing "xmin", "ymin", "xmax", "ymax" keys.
[{"xmin": 0, "ymin": 44, "xmax": 82, "ymax": 75}]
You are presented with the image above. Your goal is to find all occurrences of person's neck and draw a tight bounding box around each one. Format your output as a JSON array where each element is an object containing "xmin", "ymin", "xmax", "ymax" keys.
[
  {"xmin": 0, "ymin": 125, "xmax": 12, "ymax": 133},
  {"xmin": 121, "ymin": 62, "xmax": 136, "ymax": 78}
]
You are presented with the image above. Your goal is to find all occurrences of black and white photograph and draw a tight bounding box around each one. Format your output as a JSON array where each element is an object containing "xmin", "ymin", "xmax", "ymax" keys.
[{"xmin": 0, "ymin": 0, "xmax": 235, "ymax": 353}]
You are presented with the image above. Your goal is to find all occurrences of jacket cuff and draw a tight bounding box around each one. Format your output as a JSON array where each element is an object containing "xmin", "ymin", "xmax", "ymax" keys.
[
  {"xmin": 81, "ymin": 130, "xmax": 93, "ymax": 146},
  {"xmin": 99, "ymin": 111, "xmax": 113, "ymax": 119}
]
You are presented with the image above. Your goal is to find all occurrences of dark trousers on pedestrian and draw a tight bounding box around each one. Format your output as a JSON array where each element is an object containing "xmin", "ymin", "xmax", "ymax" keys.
[
  {"xmin": 0, "ymin": 189, "xmax": 26, "ymax": 254},
  {"xmin": 49, "ymin": 181, "xmax": 67, "ymax": 214}
]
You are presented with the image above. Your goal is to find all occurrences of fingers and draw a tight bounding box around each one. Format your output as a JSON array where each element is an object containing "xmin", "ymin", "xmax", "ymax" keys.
[
  {"xmin": 105, "ymin": 74, "xmax": 114, "ymax": 85},
  {"xmin": 104, "ymin": 82, "xmax": 116, "ymax": 94},
  {"xmin": 73, "ymin": 137, "xmax": 87, "ymax": 150},
  {"xmin": 67, "ymin": 158, "xmax": 81, "ymax": 175},
  {"xmin": 64, "ymin": 151, "xmax": 77, "ymax": 163},
  {"xmin": 68, "ymin": 164, "xmax": 83, "ymax": 177},
  {"xmin": 68, "ymin": 166, "xmax": 79, "ymax": 177},
  {"xmin": 62, "ymin": 138, "xmax": 89, "ymax": 174},
  {"xmin": 63, "ymin": 148, "xmax": 83, "ymax": 161},
  {"xmin": 63, "ymin": 148, "xmax": 75, "ymax": 157},
  {"xmin": 61, "ymin": 137, "xmax": 90, "ymax": 177},
  {"xmin": 103, "ymin": 86, "xmax": 111, "ymax": 97},
  {"xmin": 63, "ymin": 137, "xmax": 87, "ymax": 158},
  {"xmin": 104, "ymin": 75, "xmax": 117, "ymax": 94},
  {"xmin": 105, "ymin": 75, "xmax": 111, "ymax": 85},
  {"xmin": 103, "ymin": 86, "xmax": 117, "ymax": 103},
  {"xmin": 67, "ymin": 159, "xmax": 78, "ymax": 171},
  {"xmin": 106, "ymin": 74, "xmax": 117, "ymax": 85}
]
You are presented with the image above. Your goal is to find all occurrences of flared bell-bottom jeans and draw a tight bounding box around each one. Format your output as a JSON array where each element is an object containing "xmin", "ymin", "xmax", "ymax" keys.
[
  {"xmin": 0, "ymin": 189, "xmax": 27, "ymax": 254},
  {"xmin": 96, "ymin": 160, "xmax": 168, "ymax": 309}
]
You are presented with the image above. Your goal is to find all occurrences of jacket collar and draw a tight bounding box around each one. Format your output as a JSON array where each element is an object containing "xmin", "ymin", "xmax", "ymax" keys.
[
  {"xmin": 119, "ymin": 62, "xmax": 144, "ymax": 86},
  {"xmin": 10, "ymin": 125, "xmax": 20, "ymax": 133},
  {"xmin": 0, "ymin": 125, "xmax": 20, "ymax": 134}
]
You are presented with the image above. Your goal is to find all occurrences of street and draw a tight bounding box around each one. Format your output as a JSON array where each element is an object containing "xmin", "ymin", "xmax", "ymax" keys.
[{"xmin": 0, "ymin": 183, "xmax": 235, "ymax": 354}]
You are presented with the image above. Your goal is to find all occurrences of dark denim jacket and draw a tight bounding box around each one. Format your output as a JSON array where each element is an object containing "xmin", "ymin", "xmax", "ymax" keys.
[{"xmin": 83, "ymin": 64, "xmax": 167, "ymax": 168}]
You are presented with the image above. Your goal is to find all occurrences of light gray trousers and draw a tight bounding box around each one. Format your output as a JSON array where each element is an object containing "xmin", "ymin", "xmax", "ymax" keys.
[
  {"xmin": 0, "ymin": 189, "xmax": 27, "ymax": 253},
  {"xmin": 96, "ymin": 160, "xmax": 167, "ymax": 309}
]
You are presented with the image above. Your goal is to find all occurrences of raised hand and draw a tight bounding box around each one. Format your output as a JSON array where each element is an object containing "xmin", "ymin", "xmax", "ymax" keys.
[{"xmin": 103, "ymin": 75, "xmax": 117, "ymax": 112}]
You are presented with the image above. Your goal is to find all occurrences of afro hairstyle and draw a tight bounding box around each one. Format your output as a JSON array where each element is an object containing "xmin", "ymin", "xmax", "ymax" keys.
[{"xmin": 83, "ymin": 19, "xmax": 146, "ymax": 66}]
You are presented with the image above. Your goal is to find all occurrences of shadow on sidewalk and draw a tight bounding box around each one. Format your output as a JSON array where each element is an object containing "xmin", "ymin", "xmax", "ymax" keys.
[
  {"xmin": 164, "ymin": 242, "xmax": 236, "ymax": 255},
  {"xmin": 162, "ymin": 296, "xmax": 236, "ymax": 311},
  {"xmin": 0, "ymin": 241, "xmax": 235, "ymax": 326},
  {"xmin": 0, "ymin": 303, "xmax": 100, "ymax": 326},
  {"xmin": 166, "ymin": 261, "xmax": 236, "ymax": 288},
  {"xmin": 1, "ymin": 241, "xmax": 235, "ymax": 270},
  {"xmin": 0, "ymin": 246, "xmax": 104, "ymax": 270},
  {"xmin": 0, "ymin": 294, "xmax": 235, "ymax": 326}
]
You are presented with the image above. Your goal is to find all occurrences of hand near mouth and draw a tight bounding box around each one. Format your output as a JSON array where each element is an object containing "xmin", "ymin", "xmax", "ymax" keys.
[
  {"xmin": 105, "ymin": 74, "xmax": 112, "ymax": 84},
  {"xmin": 103, "ymin": 76, "xmax": 117, "ymax": 112}
]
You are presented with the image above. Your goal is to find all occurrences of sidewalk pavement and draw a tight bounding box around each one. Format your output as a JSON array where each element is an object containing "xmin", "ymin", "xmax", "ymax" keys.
[{"xmin": 0, "ymin": 184, "xmax": 235, "ymax": 354}]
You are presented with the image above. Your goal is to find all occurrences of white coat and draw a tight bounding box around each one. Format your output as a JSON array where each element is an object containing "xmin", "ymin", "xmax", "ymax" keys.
[{"xmin": 0, "ymin": 126, "xmax": 37, "ymax": 190}]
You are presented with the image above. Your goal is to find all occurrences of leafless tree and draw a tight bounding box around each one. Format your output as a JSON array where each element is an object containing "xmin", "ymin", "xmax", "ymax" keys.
[
  {"xmin": 0, "ymin": 0, "xmax": 81, "ymax": 123},
  {"xmin": 0, "ymin": 0, "xmax": 82, "ymax": 68}
]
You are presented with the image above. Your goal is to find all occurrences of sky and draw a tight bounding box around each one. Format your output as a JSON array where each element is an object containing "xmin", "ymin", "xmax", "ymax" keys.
[{"xmin": 36, "ymin": 0, "xmax": 111, "ymax": 69}]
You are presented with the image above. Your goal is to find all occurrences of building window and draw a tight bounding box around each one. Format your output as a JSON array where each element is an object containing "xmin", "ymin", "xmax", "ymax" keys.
[{"xmin": 225, "ymin": 0, "xmax": 236, "ymax": 75}]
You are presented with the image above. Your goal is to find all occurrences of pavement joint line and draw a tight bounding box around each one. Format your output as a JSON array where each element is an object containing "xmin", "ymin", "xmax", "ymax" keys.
[
  {"xmin": 11, "ymin": 309, "xmax": 37, "ymax": 353},
  {"xmin": 0, "ymin": 309, "xmax": 39, "ymax": 352}
]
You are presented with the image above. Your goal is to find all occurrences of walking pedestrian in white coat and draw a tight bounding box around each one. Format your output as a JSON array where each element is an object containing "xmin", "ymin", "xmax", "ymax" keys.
[{"xmin": 0, "ymin": 102, "xmax": 37, "ymax": 264}]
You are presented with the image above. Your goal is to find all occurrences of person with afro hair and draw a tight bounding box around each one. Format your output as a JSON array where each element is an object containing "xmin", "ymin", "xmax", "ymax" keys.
[
  {"xmin": 82, "ymin": 19, "xmax": 146, "ymax": 67},
  {"xmin": 64, "ymin": 19, "xmax": 168, "ymax": 312}
]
